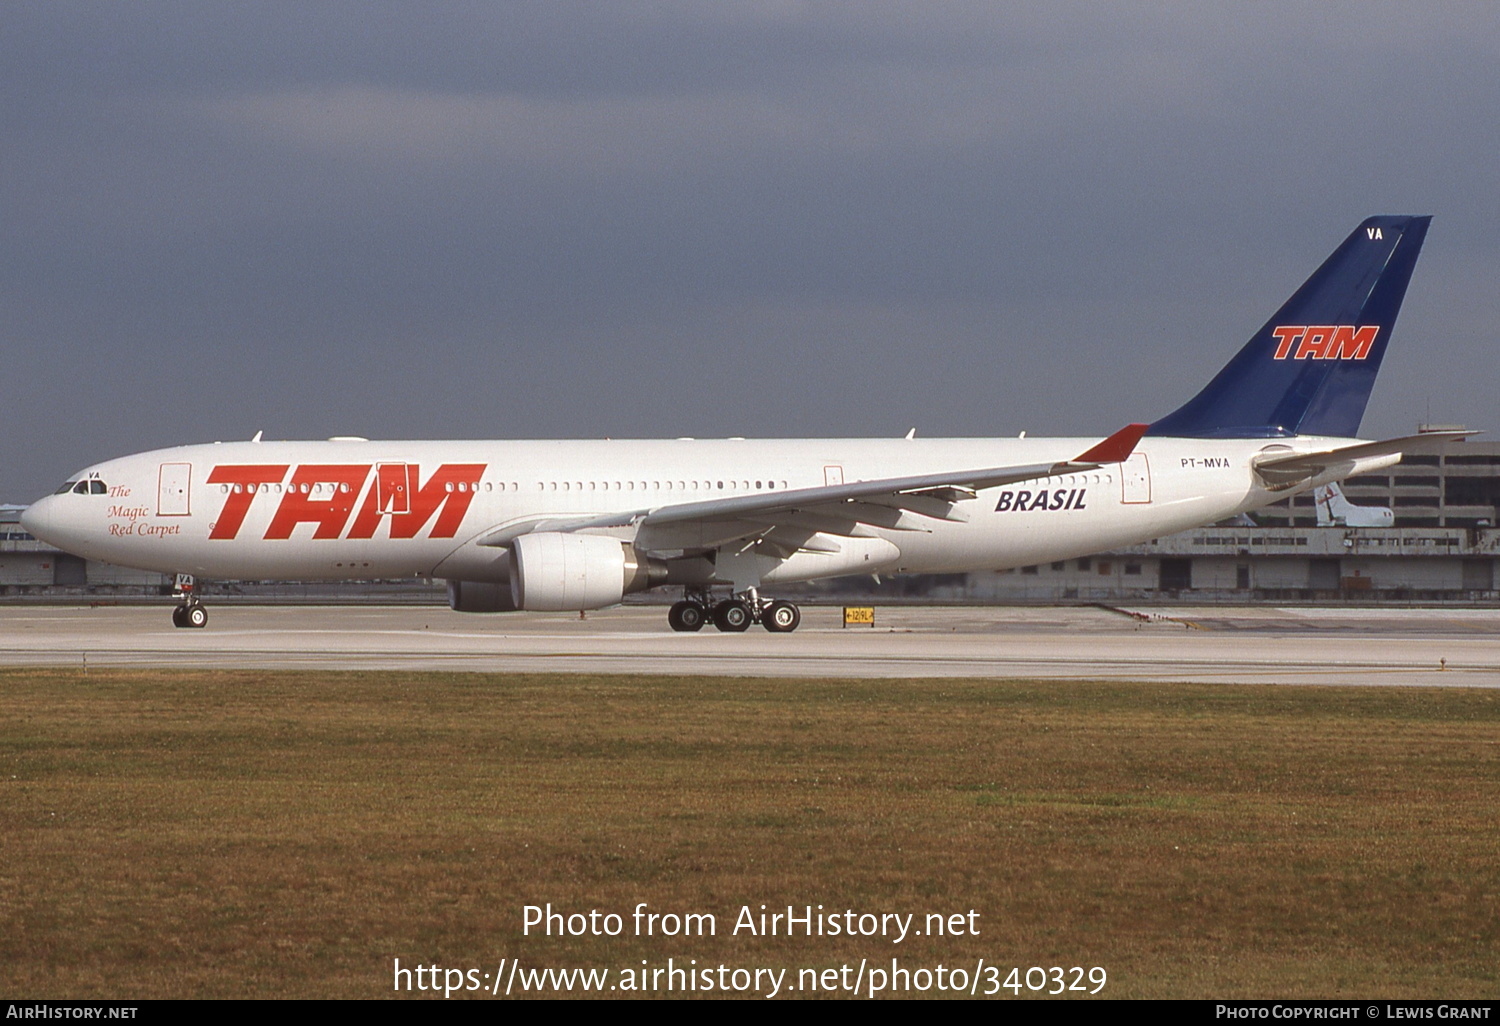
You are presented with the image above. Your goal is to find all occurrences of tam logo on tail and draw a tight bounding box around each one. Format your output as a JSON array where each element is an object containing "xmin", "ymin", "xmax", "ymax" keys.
[{"xmin": 1270, "ymin": 325, "xmax": 1379, "ymax": 361}]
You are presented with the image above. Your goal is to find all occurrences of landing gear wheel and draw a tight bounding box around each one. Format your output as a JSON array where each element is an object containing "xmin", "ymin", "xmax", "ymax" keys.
[
  {"xmin": 713, "ymin": 599, "xmax": 753, "ymax": 632},
  {"xmin": 762, "ymin": 600, "xmax": 801, "ymax": 633},
  {"xmin": 172, "ymin": 604, "xmax": 207, "ymax": 629},
  {"xmin": 668, "ymin": 601, "xmax": 707, "ymax": 632}
]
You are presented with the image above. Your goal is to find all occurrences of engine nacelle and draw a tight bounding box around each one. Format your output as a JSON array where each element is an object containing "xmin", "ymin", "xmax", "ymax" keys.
[
  {"xmin": 446, "ymin": 579, "xmax": 519, "ymax": 613},
  {"xmin": 509, "ymin": 532, "xmax": 666, "ymax": 611}
]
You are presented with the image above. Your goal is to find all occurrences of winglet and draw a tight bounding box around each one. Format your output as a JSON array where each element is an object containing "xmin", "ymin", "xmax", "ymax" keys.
[{"xmin": 1072, "ymin": 423, "xmax": 1149, "ymax": 464}]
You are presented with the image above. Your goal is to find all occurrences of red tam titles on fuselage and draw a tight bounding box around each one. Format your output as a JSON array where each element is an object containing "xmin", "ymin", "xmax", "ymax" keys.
[
  {"xmin": 1270, "ymin": 325, "xmax": 1379, "ymax": 361},
  {"xmin": 205, "ymin": 463, "xmax": 485, "ymax": 541}
]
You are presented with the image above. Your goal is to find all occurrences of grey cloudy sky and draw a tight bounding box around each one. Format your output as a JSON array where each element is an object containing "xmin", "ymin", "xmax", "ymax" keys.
[{"xmin": 4, "ymin": 1, "xmax": 1498, "ymax": 501}]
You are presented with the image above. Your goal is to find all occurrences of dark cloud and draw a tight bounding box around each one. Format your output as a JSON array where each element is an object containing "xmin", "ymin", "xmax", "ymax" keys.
[{"xmin": 3, "ymin": 2, "xmax": 1497, "ymax": 500}]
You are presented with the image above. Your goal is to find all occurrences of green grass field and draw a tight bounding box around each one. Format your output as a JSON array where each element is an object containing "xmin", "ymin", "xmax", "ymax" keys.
[{"xmin": 2, "ymin": 668, "xmax": 1497, "ymax": 999}]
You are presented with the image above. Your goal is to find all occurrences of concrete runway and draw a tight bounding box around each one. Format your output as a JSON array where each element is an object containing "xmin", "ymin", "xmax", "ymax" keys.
[{"xmin": 3, "ymin": 603, "xmax": 1499, "ymax": 685}]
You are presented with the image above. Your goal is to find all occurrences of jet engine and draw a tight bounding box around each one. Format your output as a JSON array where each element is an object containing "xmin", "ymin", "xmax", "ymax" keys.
[
  {"xmin": 508, "ymin": 532, "xmax": 666, "ymax": 611},
  {"xmin": 446, "ymin": 579, "xmax": 518, "ymax": 613}
]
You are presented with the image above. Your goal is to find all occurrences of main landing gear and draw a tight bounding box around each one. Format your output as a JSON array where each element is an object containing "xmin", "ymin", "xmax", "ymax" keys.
[
  {"xmin": 170, "ymin": 573, "xmax": 208, "ymax": 629},
  {"xmin": 667, "ymin": 589, "xmax": 802, "ymax": 633}
]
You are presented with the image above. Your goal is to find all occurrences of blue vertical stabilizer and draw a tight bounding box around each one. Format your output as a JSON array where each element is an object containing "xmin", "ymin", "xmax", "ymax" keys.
[{"xmin": 1149, "ymin": 216, "xmax": 1430, "ymax": 439}]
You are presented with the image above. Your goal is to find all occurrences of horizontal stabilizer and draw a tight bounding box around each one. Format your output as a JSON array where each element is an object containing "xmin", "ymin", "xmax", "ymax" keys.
[{"xmin": 1254, "ymin": 429, "xmax": 1477, "ymax": 485}]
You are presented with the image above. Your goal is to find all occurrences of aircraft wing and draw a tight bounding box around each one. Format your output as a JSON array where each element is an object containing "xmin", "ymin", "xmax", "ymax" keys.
[
  {"xmin": 479, "ymin": 423, "xmax": 1149, "ymax": 549},
  {"xmin": 1253, "ymin": 429, "xmax": 1477, "ymax": 486}
]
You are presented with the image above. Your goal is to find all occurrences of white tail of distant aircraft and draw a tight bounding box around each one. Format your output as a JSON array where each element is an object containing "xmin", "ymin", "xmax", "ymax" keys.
[
  {"xmin": 1313, "ymin": 481, "xmax": 1394, "ymax": 528},
  {"xmin": 21, "ymin": 217, "xmax": 1469, "ymax": 632}
]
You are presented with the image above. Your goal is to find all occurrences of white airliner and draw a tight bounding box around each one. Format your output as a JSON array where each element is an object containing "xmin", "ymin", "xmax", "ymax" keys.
[{"xmin": 21, "ymin": 216, "xmax": 1466, "ymax": 632}]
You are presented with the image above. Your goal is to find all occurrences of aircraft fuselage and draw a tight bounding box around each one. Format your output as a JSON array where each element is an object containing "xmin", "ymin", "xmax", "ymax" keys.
[{"xmin": 23, "ymin": 434, "xmax": 1392, "ymax": 586}]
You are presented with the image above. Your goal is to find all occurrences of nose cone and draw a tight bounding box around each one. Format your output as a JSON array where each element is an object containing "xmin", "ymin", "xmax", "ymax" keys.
[
  {"xmin": 18, "ymin": 492, "xmax": 69, "ymax": 549},
  {"xmin": 18, "ymin": 497, "xmax": 52, "ymax": 542}
]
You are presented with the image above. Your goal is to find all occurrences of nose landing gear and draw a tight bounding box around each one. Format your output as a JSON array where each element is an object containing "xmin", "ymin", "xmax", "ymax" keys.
[
  {"xmin": 170, "ymin": 573, "xmax": 208, "ymax": 629},
  {"xmin": 171, "ymin": 602, "xmax": 208, "ymax": 629}
]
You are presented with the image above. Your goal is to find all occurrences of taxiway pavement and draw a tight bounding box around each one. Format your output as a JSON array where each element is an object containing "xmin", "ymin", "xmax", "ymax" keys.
[{"xmin": 2, "ymin": 604, "xmax": 1498, "ymax": 685}]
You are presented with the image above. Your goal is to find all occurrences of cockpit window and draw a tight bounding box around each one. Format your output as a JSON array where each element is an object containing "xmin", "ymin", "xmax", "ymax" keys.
[
  {"xmin": 90, "ymin": 481, "xmax": 107, "ymax": 495},
  {"xmin": 72, "ymin": 481, "xmax": 89, "ymax": 494},
  {"xmin": 55, "ymin": 481, "xmax": 77, "ymax": 495}
]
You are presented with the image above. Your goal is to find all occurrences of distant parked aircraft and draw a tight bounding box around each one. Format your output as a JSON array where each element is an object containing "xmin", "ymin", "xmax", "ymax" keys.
[{"xmin": 1313, "ymin": 481, "xmax": 1395, "ymax": 528}]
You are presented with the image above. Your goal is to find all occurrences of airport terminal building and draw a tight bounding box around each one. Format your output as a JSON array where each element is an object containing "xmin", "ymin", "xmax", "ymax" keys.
[{"xmin": 6, "ymin": 434, "xmax": 1500, "ymax": 605}]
